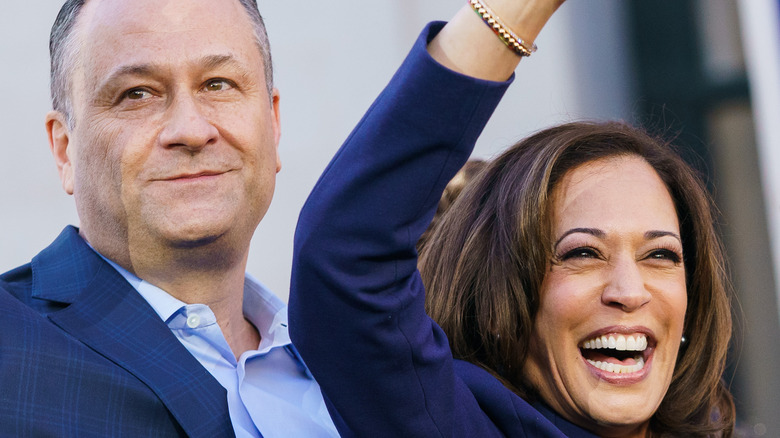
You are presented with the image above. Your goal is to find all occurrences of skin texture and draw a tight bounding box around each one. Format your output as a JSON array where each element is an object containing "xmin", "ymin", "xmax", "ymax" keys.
[
  {"xmin": 45, "ymin": 0, "xmax": 280, "ymax": 356},
  {"xmin": 523, "ymin": 156, "xmax": 687, "ymax": 437}
]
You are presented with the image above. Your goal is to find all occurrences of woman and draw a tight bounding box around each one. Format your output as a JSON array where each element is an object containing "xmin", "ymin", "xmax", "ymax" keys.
[
  {"xmin": 420, "ymin": 123, "xmax": 734, "ymax": 436},
  {"xmin": 289, "ymin": 0, "xmax": 734, "ymax": 436}
]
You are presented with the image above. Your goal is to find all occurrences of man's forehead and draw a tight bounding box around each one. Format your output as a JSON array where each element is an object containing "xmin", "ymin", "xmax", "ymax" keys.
[
  {"xmin": 77, "ymin": 0, "xmax": 252, "ymax": 39},
  {"xmin": 74, "ymin": 0, "xmax": 260, "ymax": 73}
]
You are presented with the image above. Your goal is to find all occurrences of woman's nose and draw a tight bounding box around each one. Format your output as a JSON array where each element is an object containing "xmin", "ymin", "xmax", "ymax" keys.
[{"xmin": 601, "ymin": 258, "xmax": 652, "ymax": 312}]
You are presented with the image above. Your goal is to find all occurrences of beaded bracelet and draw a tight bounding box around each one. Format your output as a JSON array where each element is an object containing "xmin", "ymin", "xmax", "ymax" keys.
[{"xmin": 469, "ymin": 0, "xmax": 538, "ymax": 57}]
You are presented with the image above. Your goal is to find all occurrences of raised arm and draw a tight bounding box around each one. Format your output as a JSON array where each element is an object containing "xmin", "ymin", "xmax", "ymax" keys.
[{"xmin": 290, "ymin": 2, "xmax": 563, "ymax": 437}]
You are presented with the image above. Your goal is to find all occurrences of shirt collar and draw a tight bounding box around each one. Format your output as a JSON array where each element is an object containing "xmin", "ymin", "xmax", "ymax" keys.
[
  {"xmin": 99, "ymin": 257, "xmax": 294, "ymax": 354},
  {"xmin": 100, "ymin": 257, "xmax": 186, "ymax": 322},
  {"xmin": 243, "ymin": 273, "xmax": 292, "ymax": 351}
]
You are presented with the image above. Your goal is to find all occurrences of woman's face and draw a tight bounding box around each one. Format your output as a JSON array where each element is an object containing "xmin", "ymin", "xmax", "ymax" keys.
[{"xmin": 523, "ymin": 155, "xmax": 687, "ymax": 437}]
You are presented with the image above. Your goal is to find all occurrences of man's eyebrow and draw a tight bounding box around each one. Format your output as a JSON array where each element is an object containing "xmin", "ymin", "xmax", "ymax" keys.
[
  {"xmin": 101, "ymin": 63, "xmax": 157, "ymax": 84},
  {"xmin": 98, "ymin": 54, "xmax": 243, "ymax": 89},
  {"xmin": 95, "ymin": 63, "xmax": 161, "ymax": 98},
  {"xmin": 200, "ymin": 54, "xmax": 240, "ymax": 70}
]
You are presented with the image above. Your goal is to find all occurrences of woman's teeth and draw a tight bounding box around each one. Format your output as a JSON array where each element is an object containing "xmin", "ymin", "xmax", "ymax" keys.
[
  {"xmin": 581, "ymin": 334, "xmax": 647, "ymax": 351},
  {"xmin": 581, "ymin": 334, "xmax": 649, "ymax": 374},
  {"xmin": 587, "ymin": 357, "xmax": 645, "ymax": 374}
]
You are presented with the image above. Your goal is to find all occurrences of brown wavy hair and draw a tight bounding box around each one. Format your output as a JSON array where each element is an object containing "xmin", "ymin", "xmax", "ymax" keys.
[
  {"xmin": 417, "ymin": 159, "xmax": 487, "ymax": 254},
  {"xmin": 419, "ymin": 121, "xmax": 734, "ymax": 436}
]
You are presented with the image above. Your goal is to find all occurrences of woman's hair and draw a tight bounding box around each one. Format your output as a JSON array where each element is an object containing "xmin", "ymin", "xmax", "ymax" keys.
[
  {"xmin": 419, "ymin": 121, "xmax": 735, "ymax": 436},
  {"xmin": 417, "ymin": 159, "xmax": 487, "ymax": 254}
]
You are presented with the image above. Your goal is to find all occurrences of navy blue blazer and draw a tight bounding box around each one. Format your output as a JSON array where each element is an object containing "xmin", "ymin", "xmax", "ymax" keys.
[
  {"xmin": 0, "ymin": 226, "xmax": 235, "ymax": 437},
  {"xmin": 290, "ymin": 24, "xmax": 599, "ymax": 438}
]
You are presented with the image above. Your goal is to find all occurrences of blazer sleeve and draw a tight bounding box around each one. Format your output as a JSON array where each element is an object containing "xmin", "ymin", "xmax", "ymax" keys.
[{"xmin": 289, "ymin": 23, "xmax": 512, "ymax": 438}]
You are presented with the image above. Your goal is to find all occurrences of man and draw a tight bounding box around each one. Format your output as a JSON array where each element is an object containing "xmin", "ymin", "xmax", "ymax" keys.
[{"xmin": 0, "ymin": 0, "xmax": 338, "ymax": 436}]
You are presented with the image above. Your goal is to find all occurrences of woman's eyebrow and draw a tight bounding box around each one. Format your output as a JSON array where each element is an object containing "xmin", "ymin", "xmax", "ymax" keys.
[
  {"xmin": 554, "ymin": 227, "xmax": 605, "ymax": 249},
  {"xmin": 645, "ymin": 230, "xmax": 682, "ymax": 243}
]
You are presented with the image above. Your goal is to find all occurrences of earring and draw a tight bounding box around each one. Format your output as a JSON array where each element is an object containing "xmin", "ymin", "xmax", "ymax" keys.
[{"xmin": 681, "ymin": 335, "xmax": 687, "ymax": 344}]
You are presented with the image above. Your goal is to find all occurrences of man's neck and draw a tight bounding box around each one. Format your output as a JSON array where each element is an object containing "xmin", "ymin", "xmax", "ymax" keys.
[
  {"xmin": 140, "ymin": 257, "xmax": 262, "ymax": 360},
  {"xmin": 84, "ymin": 229, "xmax": 261, "ymax": 359}
]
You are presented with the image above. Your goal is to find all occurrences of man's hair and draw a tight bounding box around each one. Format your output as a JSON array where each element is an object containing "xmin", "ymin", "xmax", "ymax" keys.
[
  {"xmin": 419, "ymin": 121, "xmax": 735, "ymax": 436},
  {"xmin": 49, "ymin": 0, "xmax": 274, "ymax": 127}
]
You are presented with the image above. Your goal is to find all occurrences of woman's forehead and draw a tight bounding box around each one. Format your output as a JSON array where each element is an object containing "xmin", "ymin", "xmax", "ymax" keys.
[{"xmin": 549, "ymin": 156, "xmax": 680, "ymax": 237}]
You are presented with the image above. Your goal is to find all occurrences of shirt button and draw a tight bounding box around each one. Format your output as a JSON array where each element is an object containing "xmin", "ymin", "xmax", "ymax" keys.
[{"xmin": 186, "ymin": 314, "xmax": 201, "ymax": 328}]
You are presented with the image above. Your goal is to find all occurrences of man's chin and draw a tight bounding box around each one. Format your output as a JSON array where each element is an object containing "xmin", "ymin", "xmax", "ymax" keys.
[
  {"xmin": 139, "ymin": 219, "xmax": 231, "ymax": 250},
  {"xmin": 146, "ymin": 210, "xmax": 236, "ymax": 243},
  {"xmin": 154, "ymin": 228, "xmax": 249, "ymax": 271},
  {"xmin": 167, "ymin": 231, "xmax": 224, "ymax": 249}
]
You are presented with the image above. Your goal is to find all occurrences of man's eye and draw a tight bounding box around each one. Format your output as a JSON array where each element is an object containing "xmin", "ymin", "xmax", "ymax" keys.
[
  {"xmin": 203, "ymin": 79, "xmax": 234, "ymax": 92},
  {"xmin": 125, "ymin": 88, "xmax": 152, "ymax": 100}
]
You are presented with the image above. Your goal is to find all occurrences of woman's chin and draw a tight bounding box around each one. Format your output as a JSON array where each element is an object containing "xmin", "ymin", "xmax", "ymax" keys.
[
  {"xmin": 570, "ymin": 387, "xmax": 658, "ymax": 438},
  {"xmin": 587, "ymin": 420, "xmax": 649, "ymax": 438}
]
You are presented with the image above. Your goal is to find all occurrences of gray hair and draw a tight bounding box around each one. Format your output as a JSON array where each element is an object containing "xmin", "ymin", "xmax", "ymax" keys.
[{"xmin": 49, "ymin": 0, "xmax": 274, "ymax": 127}]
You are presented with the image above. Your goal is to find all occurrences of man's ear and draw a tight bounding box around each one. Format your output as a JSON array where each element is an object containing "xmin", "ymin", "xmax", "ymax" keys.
[
  {"xmin": 46, "ymin": 111, "xmax": 75, "ymax": 195},
  {"xmin": 271, "ymin": 88, "xmax": 282, "ymax": 173}
]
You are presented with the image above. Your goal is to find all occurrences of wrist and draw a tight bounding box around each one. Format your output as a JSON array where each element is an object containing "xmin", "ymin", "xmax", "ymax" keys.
[
  {"xmin": 469, "ymin": 0, "xmax": 537, "ymax": 57},
  {"xmin": 486, "ymin": 0, "xmax": 562, "ymax": 44}
]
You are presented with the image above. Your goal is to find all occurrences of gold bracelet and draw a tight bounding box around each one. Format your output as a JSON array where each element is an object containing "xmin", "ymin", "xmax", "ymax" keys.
[{"xmin": 469, "ymin": 0, "xmax": 538, "ymax": 57}]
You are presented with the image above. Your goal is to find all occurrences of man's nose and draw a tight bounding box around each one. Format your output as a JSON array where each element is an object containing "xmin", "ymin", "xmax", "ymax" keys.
[
  {"xmin": 158, "ymin": 94, "xmax": 219, "ymax": 151},
  {"xmin": 601, "ymin": 258, "xmax": 652, "ymax": 312}
]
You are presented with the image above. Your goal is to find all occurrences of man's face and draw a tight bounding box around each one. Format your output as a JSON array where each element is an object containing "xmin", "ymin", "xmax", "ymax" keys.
[{"xmin": 49, "ymin": 0, "xmax": 281, "ymax": 265}]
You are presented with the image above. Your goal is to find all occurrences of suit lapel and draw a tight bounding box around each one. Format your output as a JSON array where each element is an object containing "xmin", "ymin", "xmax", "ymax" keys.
[{"xmin": 34, "ymin": 227, "xmax": 236, "ymax": 438}]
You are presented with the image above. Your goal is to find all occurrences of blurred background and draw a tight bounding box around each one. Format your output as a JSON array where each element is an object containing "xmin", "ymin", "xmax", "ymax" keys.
[{"xmin": 0, "ymin": 0, "xmax": 777, "ymax": 435}]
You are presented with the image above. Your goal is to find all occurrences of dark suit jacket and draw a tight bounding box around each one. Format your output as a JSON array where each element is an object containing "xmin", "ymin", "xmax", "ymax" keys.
[
  {"xmin": 289, "ymin": 23, "xmax": 599, "ymax": 438},
  {"xmin": 0, "ymin": 226, "xmax": 235, "ymax": 437}
]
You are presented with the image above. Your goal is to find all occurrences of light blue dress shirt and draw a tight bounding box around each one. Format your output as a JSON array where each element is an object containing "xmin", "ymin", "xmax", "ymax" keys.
[{"xmin": 103, "ymin": 259, "xmax": 339, "ymax": 438}]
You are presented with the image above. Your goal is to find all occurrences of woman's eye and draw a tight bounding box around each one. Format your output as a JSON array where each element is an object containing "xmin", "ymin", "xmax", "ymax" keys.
[
  {"xmin": 203, "ymin": 79, "xmax": 233, "ymax": 92},
  {"xmin": 559, "ymin": 247, "xmax": 600, "ymax": 261},
  {"xmin": 647, "ymin": 248, "xmax": 682, "ymax": 264}
]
